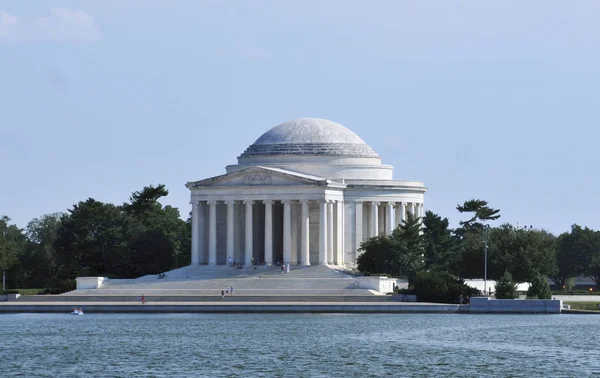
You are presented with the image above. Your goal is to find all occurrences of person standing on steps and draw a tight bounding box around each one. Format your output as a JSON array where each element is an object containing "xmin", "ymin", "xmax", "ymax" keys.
[{"xmin": 141, "ymin": 294, "xmax": 146, "ymax": 304}]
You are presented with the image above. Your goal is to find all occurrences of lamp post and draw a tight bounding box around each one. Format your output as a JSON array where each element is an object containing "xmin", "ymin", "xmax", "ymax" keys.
[{"xmin": 483, "ymin": 225, "xmax": 490, "ymax": 295}]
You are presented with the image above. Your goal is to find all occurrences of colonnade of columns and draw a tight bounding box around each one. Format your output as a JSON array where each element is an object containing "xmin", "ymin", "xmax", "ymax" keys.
[
  {"xmin": 354, "ymin": 201, "xmax": 424, "ymax": 257},
  {"xmin": 366, "ymin": 201, "xmax": 424, "ymax": 238},
  {"xmin": 191, "ymin": 199, "xmax": 345, "ymax": 266},
  {"xmin": 191, "ymin": 199, "xmax": 424, "ymax": 266}
]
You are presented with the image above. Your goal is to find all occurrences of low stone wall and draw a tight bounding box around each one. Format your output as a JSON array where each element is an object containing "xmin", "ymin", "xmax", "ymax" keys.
[
  {"xmin": 357, "ymin": 276, "xmax": 397, "ymax": 293},
  {"xmin": 551, "ymin": 295, "xmax": 600, "ymax": 302},
  {"xmin": 391, "ymin": 294, "xmax": 417, "ymax": 302},
  {"xmin": 469, "ymin": 297, "xmax": 562, "ymax": 314},
  {"xmin": 76, "ymin": 277, "xmax": 108, "ymax": 290},
  {"xmin": 0, "ymin": 294, "xmax": 20, "ymax": 302},
  {"xmin": 0, "ymin": 302, "xmax": 462, "ymax": 314},
  {"xmin": 464, "ymin": 280, "xmax": 530, "ymax": 294}
]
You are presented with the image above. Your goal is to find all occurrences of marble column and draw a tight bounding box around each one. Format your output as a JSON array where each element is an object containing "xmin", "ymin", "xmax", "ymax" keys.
[
  {"xmin": 399, "ymin": 202, "xmax": 406, "ymax": 225},
  {"xmin": 244, "ymin": 200, "xmax": 254, "ymax": 266},
  {"xmin": 319, "ymin": 200, "xmax": 328, "ymax": 265},
  {"xmin": 408, "ymin": 203, "xmax": 415, "ymax": 217},
  {"xmin": 395, "ymin": 203, "xmax": 402, "ymax": 228},
  {"xmin": 283, "ymin": 200, "xmax": 292, "ymax": 265},
  {"xmin": 354, "ymin": 201, "xmax": 363, "ymax": 259},
  {"xmin": 208, "ymin": 200, "xmax": 217, "ymax": 265},
  {"xmin": 191, "ymin": 200, "xmax": 200, "ymax": 265},
  {"xmin": 300, "ymin": 200, "xmax": 310, "ymax": 266},
  {"xmin": 226, "ymin": 200, "xmax": 235, "ymax": 263},
  {"xmin": 327, "ymin": 201, "xmax": 334, "ymax": 264},
  {"xmin": 385, "ymin": 202, "xmax": 394, "ymax": 234},
  {"xmin": 336, "ymin": 201, "xmax": 343, "ymax": 265},
  {"xmin": 370, "ymin": 202, "xmax": 379, "ymax": 237},
  {"xmin": 198, "ymin": 201, "xmax": 206, "ymax": 264},
  {"xmin": 264, "ymin": 200, "xmax": 273, "ymax": 265}
]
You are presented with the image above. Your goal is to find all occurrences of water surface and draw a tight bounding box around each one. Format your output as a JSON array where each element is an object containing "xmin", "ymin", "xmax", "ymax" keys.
[{"xmin": 2, "ymin": 313, "xmax": 598, "ymax": 377}]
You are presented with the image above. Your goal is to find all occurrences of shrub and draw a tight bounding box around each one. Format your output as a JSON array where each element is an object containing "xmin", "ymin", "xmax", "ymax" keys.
[
  {"xmin": 495, "ymin": 271, "xmax": 518, "ymax": 299},
  {"xmin": 413, "ymin": 271, "xmax": 481, "ymax": 303},
  {"xmin": 396, "ymin": 287, "xmax": 416, "ymax": 295},
  {"xmin": 527, "ymin": 274, "xmax": 552, "ymax": 299},
  {"xmin": 564, "ymin": 277, "xmax": 576, "ymax": 292}
]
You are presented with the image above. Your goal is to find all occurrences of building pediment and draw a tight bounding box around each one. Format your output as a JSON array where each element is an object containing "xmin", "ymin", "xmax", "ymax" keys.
[{"xmin": 186, "ymin": 166, "xmax": 330, "ymax": 188}]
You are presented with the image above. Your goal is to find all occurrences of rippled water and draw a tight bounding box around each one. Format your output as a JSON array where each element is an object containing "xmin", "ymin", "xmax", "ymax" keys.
[{"xmin": 2, "ymin": 313, "xmax": 599, "ymax": 377}]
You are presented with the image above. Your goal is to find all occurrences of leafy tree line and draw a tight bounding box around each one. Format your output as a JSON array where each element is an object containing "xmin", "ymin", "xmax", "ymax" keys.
[
  {"xmin": 0, "ymin": 184, "xmax": 190, "ymax": 292},
  {"xmin": 358, "ymin": 198, "xmax": 600, "ymax": 289}
]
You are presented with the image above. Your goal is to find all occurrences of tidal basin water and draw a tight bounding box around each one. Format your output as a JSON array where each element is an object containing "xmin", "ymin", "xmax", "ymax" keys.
[{"xmin": 2, "ymin": 313, "xmax": 599, "ymax": 377}]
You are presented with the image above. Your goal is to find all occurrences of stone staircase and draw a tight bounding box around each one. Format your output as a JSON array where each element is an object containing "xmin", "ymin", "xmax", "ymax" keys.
[{"xmin": 46, "ymin": 265, "xmax": 381, "ymax": 301}]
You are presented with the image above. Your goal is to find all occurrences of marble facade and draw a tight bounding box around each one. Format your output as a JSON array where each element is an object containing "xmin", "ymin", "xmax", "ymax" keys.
[{"xmin": 186, "ymin": 118, "xmax": 426, "ymax": 267}]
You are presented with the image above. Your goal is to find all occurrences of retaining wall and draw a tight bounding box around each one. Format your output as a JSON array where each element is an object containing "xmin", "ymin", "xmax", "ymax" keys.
[{"xmin": 469, "ymin": 297, "xmax": 562, "ymax": 314}]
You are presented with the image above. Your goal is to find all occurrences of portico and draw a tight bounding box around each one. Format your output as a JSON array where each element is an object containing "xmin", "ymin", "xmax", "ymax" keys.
[{"xmin": 186, "ymin": 118, "xmax": 426, "ymax": 267}]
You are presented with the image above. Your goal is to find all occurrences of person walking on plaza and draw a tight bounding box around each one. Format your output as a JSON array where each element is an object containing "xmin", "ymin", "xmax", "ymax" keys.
[
  {"xmin": 230, "ymin": 286, "xmax": 234, "ymax": 295},
  {"xmin": 141, "ymin": 294, "xmax": 146, "ymax": 304}
]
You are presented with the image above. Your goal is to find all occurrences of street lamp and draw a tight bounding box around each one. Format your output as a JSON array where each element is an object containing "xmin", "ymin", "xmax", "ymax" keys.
[{"xmin": 483, "ymin": 225, "xmax": 490, "ymax": 296}]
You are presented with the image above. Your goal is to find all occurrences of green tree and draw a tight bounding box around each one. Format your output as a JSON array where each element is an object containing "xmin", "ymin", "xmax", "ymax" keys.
[
  {"xmin": 19, "ymin": 213, "xmax": 63, "ymax": 288},
  {"xmin": 357, "ymin": 235, "xmax": 396, "ymax": 276},
  {"xmin": 54, "ymin": 199, "xmax": 131, "ymax": 281},
  {"xmin": 123, "ymin": 184, "xmax": 188, "ymax": 270},
  {"xmin": 488, "ymin": 224, "xmax": 556, "ymax": 283},
  {"xmin": 357, "ymin": 213, "xmax": 425, "ymax": 283},
  {"xmin": 495, "ymin": 270, "xmax": 518, "ymax": 299},
  {"xmin": 392, "ymin": 212, "xmax": 426, "ymax": 283},
  {"xmin": 582, "ymin": 231, "xmax": 600, "ymax": 288},
  {"xmin": 526, "ymin": 274, "xmax": 552, "ymax": 299},
  {"xmin": 456, "ymin": 199, "xmax": 500, "ymax": 234},
  {"xmin": 454, "ymin": 199, "xmax": 501, "ymax": 279},
  {"xmin": 457, "ymin": 231, "xmax": 485, "ymax": 278},
  {"xmin": 413, "ymin": 271, "xmax": 481, "ymax": 303},
  {"xmin": 550, "ymin": 225, "xmax": 600, "ymax": 288},
  {"xmin": 0, "ymin": 216, "xmax": 27, "ymax": 289},
  {"xmin": 550, "ymin": 230, "xmax": 586, "ymax": 288},
  {"xmin": 422, "ymin": 211, "xmax": 460, "ymax": 275},
  {"xmin": 130, "ymin": 229, "xmax": 174, "ymax": 276}
]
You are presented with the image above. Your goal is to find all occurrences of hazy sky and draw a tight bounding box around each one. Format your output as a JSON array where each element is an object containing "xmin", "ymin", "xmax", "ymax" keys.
[{"xmin": 1, "ymin": 1, "xmax": 599, "ymax": 234}]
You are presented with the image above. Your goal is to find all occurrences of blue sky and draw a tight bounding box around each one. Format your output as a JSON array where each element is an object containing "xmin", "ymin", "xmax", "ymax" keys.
[{"xmin": 1, "ymin": 1, "xmax": 599, "ymax": 234}]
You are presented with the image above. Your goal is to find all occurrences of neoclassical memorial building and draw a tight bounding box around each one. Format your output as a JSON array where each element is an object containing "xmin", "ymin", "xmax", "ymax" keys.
[{"xmin": 186, "ymin": 118, "xmax": 426, "ymax": 268}]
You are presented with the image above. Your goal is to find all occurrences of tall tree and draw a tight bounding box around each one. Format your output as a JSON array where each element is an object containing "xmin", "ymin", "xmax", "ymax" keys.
[
  {"xmin": 19, "ymin": 213, "xmax": 63, "ymax": 288},
  {"xmin": 123, "ymin": 184, "xmax": 188, "ymax": 270},
  {"xmin": 488, "ymin": 224, "xmax": 556, "ymax": 283},
  {"xmin": 550, "ymin": 230, "xmax": 586, "ymax": 288},
  {"xmin": 422, "ymin": 211, "xmax": 460, "ymax": 275},
  {"xmin": 357, "ymin": 213, "xmax": 425, "ymax": 283},
  {"xmin": 54, "ymin": 199, "xmax": 131, "ymax": 282},
  {"xmin": 456, "ymin": 199, "xmax": 500, "ymax": 234},
  {"xmin": 123, "ymin": 184, "xmax": 170, "ymax": 218},
  {"xmin": 0, "ymin": 216, "xmax": 27, "ymax": 289},
  {"xmin": 457, "ymin": 231, "xmax": 486, "ymax": 278}
]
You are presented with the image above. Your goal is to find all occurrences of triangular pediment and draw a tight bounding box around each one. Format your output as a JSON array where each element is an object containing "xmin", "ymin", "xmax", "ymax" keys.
[{"xmin": 186, "ymin": 166, "xmax": 328, "ymax": 188}]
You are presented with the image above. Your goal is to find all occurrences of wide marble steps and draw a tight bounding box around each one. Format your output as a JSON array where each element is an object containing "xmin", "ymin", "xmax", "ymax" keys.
[{"xmin": 58, "ymin": 265, "xmax": 378, "ymax": 298}]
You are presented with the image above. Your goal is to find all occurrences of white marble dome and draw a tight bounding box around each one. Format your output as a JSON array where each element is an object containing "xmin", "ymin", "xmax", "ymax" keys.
[{"xmin": 239, "ymin": 118, "xmax": 379, "ymax": 158}]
